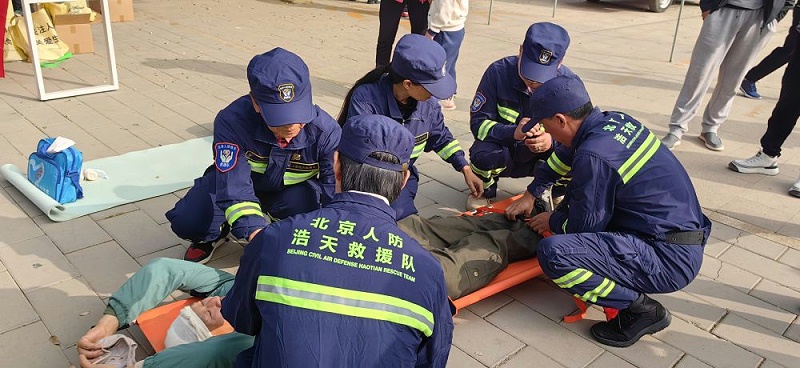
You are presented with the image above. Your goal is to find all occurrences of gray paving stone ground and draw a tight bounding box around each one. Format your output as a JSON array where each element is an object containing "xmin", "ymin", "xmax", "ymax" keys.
[{"xmin": 1, "ymin": 0, "xmax": 799, "ymax": 366}]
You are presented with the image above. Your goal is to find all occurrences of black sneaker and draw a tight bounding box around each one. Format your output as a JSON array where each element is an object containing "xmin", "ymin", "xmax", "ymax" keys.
[
  {"xmin": 183, "ymin": 224, "xmax": 230, "ymax": 264},
  {"xmin": 590, "ymin": 294, "xmax": 671, "ymax": 348}
]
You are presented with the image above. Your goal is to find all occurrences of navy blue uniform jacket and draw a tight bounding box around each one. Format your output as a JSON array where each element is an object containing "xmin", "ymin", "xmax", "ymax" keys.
[
  {"xmin": 222, "ymin": 191, "xmax": 454, "ymax": 367},
  {"xmin": 545, "ymin": 108, "xmax": 706, "ymax": 237},
  {"xmin": 214, "ymin": 96, "xmax": 341, "ymax": 239}
]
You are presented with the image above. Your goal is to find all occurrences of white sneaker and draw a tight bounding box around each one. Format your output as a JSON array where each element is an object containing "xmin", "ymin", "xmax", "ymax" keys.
[
  {"xmin": 790, "ymin": 175, "xmax": 800, "ymax": 198},
  {"xmin": 466, "ymin": 195, "xmax": 490, "ymax": 210},
  {"xmin": 728, "ymin": 150, "xmax": 779, "ymax": 175}
]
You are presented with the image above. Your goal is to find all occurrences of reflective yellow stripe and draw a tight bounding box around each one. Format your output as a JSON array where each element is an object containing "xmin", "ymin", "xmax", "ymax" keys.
[
  {"xmin": 469, "ymin": 163, "xmax": 504, "ymax": 187},
  {"xmin": 547, "ymin": 154, "xmax": 570, "ymax": 176},
  {"xmin": 477, "ymin": 120, "xmax": 498, "ymax": 141},
  {"xmin": 579, "ymin": 278, "xmax": 616, "ymax": 303},
  {"xmin": 284, "ymin": 170, "xmax": 319, "ymax": 185},
  {"xmin": 225, "ymin": 201, "xmax": 264, "ymax": 225},
  {"xmin": 562, "ymin": 219, "xmax": 568, "ymax": 233},
  {"xmin": 552, "ymin": 268, "xmax": 592, "ymax": 289},
  {"xmin": 248, "ymin": 159, "xmax": 268, "ymax": 174},
  {"xmin": 618, "ymin": 132, "xmax": 659, "ymax": 184},
  {"xmin": 469, "ymin": 163, "xmax": 505, "ymax": 178},
  {"xmin": 411, "ymin": 142, "xmax": 425, "ymax": 159},
  {"xmin": 497, "ymin": 105, "xmax": 520, "ymax": 123},
  {"xmin": 255, "ymin": 276, "xmax": 434, "ymax": 337},
  {"xmin": 436, "ymin": 140, "xmax": 462, "ymax": 160}
]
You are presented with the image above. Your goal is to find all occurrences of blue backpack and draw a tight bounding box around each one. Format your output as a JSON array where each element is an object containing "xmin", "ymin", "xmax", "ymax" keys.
[{"xmin": 27, "ymin": 138, "xmax": 84, "ymax": 204}]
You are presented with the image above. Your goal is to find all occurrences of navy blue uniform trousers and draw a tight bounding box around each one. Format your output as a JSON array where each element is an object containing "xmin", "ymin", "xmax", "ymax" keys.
[
  {"xmin": 538, "ymin": 228, "xmax": 708, "ymax": 310},
  {"xmin": 166, "ymin": 166, "xmax": 321, "ymax": 243},
  {"xmin": 470, "ymin": 140, "xmax": 551, "ymax": 198}
]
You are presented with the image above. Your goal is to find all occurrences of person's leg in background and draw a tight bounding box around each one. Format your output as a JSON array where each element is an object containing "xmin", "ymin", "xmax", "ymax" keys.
[
  {"xmin": 406, "ymin": 0, "xmax": 430, "ymax": 36},
  {"xmin": 741, "ymin": 6, "xmax": 799, "ymax": 99},
  {"xmin": 758, "ymin": 35, "xmax": 800, "ymax": 160},
  {"xmin": 664, "ymin": 8, "xmax": 740, "ymax": 149},
  {"xmin": 375, "ymin": 0, "xmax": 405, "ymax": 67},
  {"xmin": 433, "ymin": 28, "xmax": 465, "ymax": 110},
  {"xmin": 700, "ymin": 9, "xmax": 775, "ymax": 151}
]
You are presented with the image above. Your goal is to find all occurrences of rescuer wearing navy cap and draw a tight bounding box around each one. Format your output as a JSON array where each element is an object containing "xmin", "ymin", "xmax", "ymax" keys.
[
  {"xmin": 526, "ymin": 75, "xmax": 711, "ymax": 348},
  {"xmin": 468, "ymin": 22, "xmax": 578, "ymax": 214},
  {"xmin": 166, "ymin": 48, "xmax": 341, "ymax": 264},
  {"xmin": 223, "ymin": 114, "xmax": 454, "ymax": 367},
  {"xmin": 338, "ymin": 33, "xmax": 484, "ymax": 222}
]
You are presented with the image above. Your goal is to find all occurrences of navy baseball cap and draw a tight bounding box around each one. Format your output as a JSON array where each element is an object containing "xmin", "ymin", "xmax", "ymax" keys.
[
  {"xmin": 520, "ymin": 23, "xmax": 570, "ymax": 83},
  {"xmin": 527, "ymin": 75, "xmax": 591, "ymax": 130},
  {"xmin": 392, "ymin": 34, "xmax": 456, "ymax": 100},
  {"xmin": 247, "ymin": 48, "xmax": 315, "ymax": 127},
  {"xmin": 339, "ymin": 114, "xmax": 414, "ymax": 172}
]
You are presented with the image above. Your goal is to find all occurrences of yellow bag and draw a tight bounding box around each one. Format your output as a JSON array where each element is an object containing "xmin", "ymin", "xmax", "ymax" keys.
[
  {"xmin": 44, "ymin": 1, "xmax": 97, "ymax": 21},
  {"xmin": 3, "ymin": 5, "xmax": 25, "ymax": 62},
  {"xmin": 9, "ymin": 8, "xmax": 71, "ymax": 65}
]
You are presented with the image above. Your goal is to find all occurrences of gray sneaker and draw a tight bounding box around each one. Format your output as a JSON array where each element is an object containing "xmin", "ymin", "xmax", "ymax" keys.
[
  {"xmin": 661, "ymin": 133, "xmax": 681, "ymax": 150},
  {"xmin": 699, "ymin": 132, "xmax": 724, "ymax": 151}
]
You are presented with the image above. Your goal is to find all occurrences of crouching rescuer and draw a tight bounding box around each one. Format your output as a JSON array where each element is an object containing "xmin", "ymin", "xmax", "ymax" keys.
[{"xmin": 525, "ymin": 75, "xmax": 711, "ymax": 348}]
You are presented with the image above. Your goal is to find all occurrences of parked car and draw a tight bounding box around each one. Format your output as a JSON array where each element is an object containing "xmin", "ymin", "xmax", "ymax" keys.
[{"xmin": 588, "ymin": 0, "xmax": 674, "ymax": 12}]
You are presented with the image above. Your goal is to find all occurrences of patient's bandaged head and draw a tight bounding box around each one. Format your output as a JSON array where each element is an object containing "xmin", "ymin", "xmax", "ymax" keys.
[{"xmin": 164, "ymin": 305, "xmax": 213, "ymax": 348}]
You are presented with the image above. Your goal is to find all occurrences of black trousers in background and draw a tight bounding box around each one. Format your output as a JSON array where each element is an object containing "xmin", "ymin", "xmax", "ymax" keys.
[
  {"xmin": 375, "ymin": 0, "xmax": 430, "ymax": 67},
  {"xmin": 745, "ymin": 6, "xmax": 799, "ymax": 82},
  {"xmin": 760, "ymin": 33, "xmax": 800, "ymax": 157}
]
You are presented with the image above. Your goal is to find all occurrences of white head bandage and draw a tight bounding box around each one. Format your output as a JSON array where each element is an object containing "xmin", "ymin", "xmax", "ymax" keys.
[{"xmin": 164, "ymin": 306, "xmax": 213, "ymax": 348}]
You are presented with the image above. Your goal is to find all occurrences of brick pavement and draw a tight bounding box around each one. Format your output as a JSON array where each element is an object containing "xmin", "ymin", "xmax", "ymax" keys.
[{"xmin": 1, "ymin": 0, "xmax": 799, "ymax": 366}]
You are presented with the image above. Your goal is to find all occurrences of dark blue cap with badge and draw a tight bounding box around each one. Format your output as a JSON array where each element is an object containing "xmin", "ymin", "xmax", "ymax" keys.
[
  {"xmin": 339, "ymin": 114, "xmax": 414, "ymax": 172},
  {"xmin": 247, "ymin": 48, "xmax": 315, "ymax": 127},
  {"xmin": 527, "ymin": 75, "xmax": 592, "ymax": 130},
  {"xmin": 392, "ymin": 34, "xmax": 457, "ymax": 100},
  {"xmin": 520, "ymin": 22, "xmax": 570, "ymax": 84}
]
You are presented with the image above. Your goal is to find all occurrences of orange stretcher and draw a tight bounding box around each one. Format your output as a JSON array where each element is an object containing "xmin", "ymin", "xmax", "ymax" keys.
[
  {"xmin": 453, "ymin": 196, "xmax": 618, "ymax": 322},
  {"xmin": 135, "ymin": 196, "xmax": 616, "ymax": 351}
]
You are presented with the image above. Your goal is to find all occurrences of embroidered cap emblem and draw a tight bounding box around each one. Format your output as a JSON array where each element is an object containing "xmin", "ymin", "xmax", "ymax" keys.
[
  {"xmin": 278, "ymin": 83, "xmax": 295, "ymax": 102},
  {"xmin": 538, "ymin": 49, "xmax": 553, "ymax": 64}
]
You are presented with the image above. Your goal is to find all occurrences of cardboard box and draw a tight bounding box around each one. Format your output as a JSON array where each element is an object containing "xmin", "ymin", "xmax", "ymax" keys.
[
  {"xmin": 51, "ymin": 13, "xmax": 94, "ymax": 54},
  {"xmin": 55, "ymin": 23, "xmax": 94, "ymax": 54},
  {"xmin": 88, "ymin": 0, "xmax": 134, "ymax": 22},
  {"xmin": 52, "ymin": 13, "xmax": 92, "ymax": 26}
]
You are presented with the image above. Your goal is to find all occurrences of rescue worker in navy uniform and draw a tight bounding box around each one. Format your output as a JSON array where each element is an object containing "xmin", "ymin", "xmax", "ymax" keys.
[
  {"xmin": 525, "ymin": 75, "xmax": 711, "ymax": 348},
  {"xmin": 222, "ymin": 114, "xmax": 454, "ymax": 367},
  {"xmin": 338, "ymin": 33, "xmax": 484, "ymax": 221},
  {"xmin": 165, "ymin": 48, "xmax": 341, "ymax": 264},
  {"xmin": 466, "ymin": 22, "xmax": 578, "ymax": 210}
]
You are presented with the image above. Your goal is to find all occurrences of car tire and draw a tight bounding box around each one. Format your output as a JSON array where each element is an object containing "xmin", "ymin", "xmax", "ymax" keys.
[{"xmin": 648, "ymin": 0, "xmax": 672, "ymax": 12}]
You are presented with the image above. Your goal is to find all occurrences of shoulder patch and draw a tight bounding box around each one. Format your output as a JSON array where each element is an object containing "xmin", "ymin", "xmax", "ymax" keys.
[
  {"xmin": 471, "ymin": 92, "xmax": 487, "ymax": 113},
  {"xmin": 215, "ymin": 142, "xmax": 239, "ymax": 172}
]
